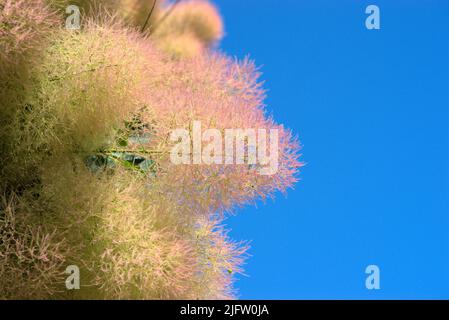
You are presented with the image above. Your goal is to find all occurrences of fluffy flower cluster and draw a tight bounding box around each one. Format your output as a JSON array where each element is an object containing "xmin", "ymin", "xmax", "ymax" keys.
[{"xmin": 0, "ymin": 0, "xmax": 302, "ymax": 299}]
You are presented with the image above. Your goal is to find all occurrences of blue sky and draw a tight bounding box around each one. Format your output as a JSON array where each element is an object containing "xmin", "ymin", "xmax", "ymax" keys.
[{"xmin": 215, "ymin": 0, "xmax": 449, "ymax": 299}]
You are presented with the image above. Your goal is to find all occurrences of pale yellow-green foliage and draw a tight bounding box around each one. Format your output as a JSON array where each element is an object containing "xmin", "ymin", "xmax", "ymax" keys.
[
  {"xmin": 83, "ymin": 179, "xmax": 196, "ymax": 299},
  {"xmin": 0, "ymin": 0, "xmax": 59, "ymax": 72},
  {"xmin": 0, "ymin": 0, "xmax": 61, "ymax": 190},
  {"xmin": 31, "ymin": 24, "xmax": 148, "ymax": 151},
  {"xmin": 33, "ymin": 160, "xmax": 197, "ymax": 299},
  {"xmin": 0, "ymin": 194, "xmax": 67, "ymax": 299},
  {"xmin": 3, "ymin": 19, "xmax": 153, "ymax": 187},
  {"xmin": 20, "ymin": 158, "xmax": 244, "ymax": 299}
]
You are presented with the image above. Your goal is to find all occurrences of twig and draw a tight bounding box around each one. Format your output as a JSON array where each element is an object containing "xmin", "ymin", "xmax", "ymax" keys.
[
  {"xmin": 101, "ymin": 149, "xmax": 169, "ymax": 155},
  {"xmin": 49, "ymin": 64, "xmax": 119, "ymax": 82},
  {"xmin": 141, "ymin": 0, "xmax": 158, "ymax": 33}
]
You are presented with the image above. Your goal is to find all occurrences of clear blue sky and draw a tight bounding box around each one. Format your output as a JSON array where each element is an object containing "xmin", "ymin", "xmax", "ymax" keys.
[{"xmin": 215, "ymin": 0, "xmax": 449, "ymax": 299}]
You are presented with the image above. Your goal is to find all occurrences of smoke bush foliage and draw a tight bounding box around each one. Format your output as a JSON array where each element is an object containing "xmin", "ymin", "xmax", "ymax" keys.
[{"xmin": 0, "ymin": 0, "xmax": 302, "ymax": 299}]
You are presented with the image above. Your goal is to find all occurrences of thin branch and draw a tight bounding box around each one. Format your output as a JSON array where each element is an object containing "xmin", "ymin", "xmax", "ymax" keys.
[
  {"xmin": 141, "ymin": 0, "xmax": 157, "ymax": 33},
  {"xmin": 49, "ymin": 64, "xmax": 119, "ymax": 82},
  {"xmin": 101, "ymin": 149, "xmax": 169, "ymax": 155}
]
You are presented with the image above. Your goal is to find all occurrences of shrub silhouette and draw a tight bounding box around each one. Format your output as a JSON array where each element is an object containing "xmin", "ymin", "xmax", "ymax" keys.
[{"xmin": 0, "ymin": 0, "xmax": 302, "ymax": 299}]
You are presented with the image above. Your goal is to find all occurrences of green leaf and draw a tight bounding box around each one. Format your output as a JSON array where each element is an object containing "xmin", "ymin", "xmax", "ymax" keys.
[{"xmin": 117, "ymin": 138, "xmax": 128, "ymax": 147}]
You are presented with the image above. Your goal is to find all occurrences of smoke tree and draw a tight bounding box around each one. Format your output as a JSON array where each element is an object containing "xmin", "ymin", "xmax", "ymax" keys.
[{"xmin": 0, "ymin": 0, "xmax": 302, "ymax": 299}]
